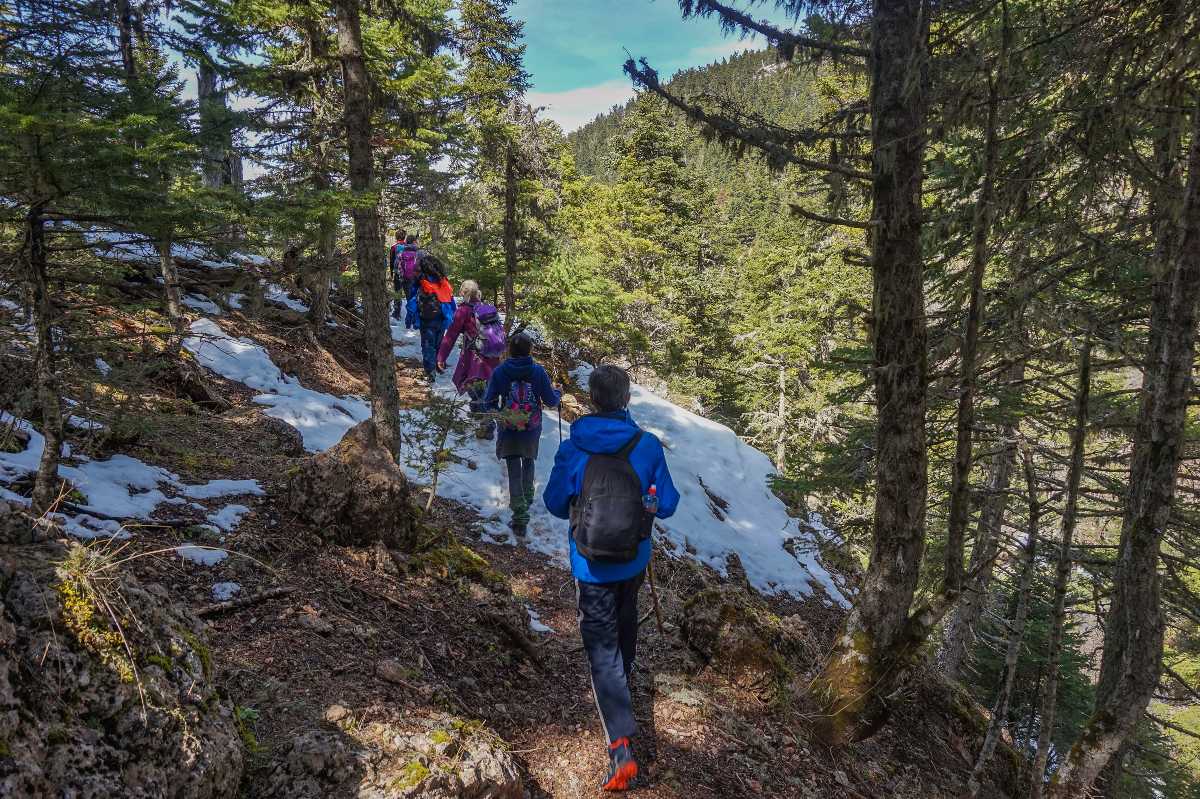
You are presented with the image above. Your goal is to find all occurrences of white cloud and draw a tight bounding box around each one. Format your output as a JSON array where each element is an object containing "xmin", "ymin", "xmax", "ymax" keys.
[{"xmin": 526, "ymin": 79, "xmax": 637, "ymax": 133}]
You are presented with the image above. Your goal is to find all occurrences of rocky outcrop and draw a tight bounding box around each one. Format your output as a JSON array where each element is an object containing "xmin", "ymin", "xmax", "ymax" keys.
[
  {"xmin": 285, "ymin": 420, "xmax": 418, "ymax": 550},
  {"xmin": 263, "ymin": 714, "xmax": 523, "ymax": 799},
  {"xmin": 679, "ymin": 586, "xmax": 817, "ymax": 691},
  {"xmin": 0, "ymin": 507, "xmax": 243, "ymax": 798}
]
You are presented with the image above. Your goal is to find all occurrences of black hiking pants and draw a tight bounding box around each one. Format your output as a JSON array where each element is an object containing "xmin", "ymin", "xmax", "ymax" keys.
[
  {"xmin": 577, "ymin": 573, "xmax": 644, "ymax": 743},
  {"xmin": 504, "ymin": 456, "xmax": 535, "ymax": 527}
]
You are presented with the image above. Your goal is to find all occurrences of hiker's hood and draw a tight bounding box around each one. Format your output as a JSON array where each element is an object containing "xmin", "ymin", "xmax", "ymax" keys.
[
  {"xmin": 501, "ymin": 355, "xmax": 535, "ymax": 380},
  {"xmin": 569, "ymin": 410, "xmax": 639, "ymax": 454}
]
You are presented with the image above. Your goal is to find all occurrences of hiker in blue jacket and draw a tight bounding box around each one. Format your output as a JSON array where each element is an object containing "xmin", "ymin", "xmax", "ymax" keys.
[
  {"xmin": 483, "ymin": 332, "xmax": 560, "ymax": 537},
  {"xmin": 543, "ymin": 364, "xmax": 679, "ymax": 792}
]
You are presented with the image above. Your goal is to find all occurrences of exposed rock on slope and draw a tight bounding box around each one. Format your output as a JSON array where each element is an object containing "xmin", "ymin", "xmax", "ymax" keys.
[
  {"xmin": 0, "ymin": 504, "xmax": 243, "ymax": 798},
  {"xmin": 263, "ymin": 714, "xmax": 523, "ymax": 799},
  {"xmin": 286, "ymin": 420, "xmax": 418, "ymax": 549}
]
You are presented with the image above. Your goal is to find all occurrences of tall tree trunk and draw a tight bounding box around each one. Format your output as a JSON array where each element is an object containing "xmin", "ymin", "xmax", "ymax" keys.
[
  {"xmin": 1048, "ymin": 103, "xmax": 1200, "ymax": 799},
  {"xmin": 304, "ymin": 22, "xmax": 336, "ymax": 333},
  {"xmin": 27, "ymin": 206, "xmax": 63, "ymax": 515},
  {"xmin": 810, "ymin": 0, "xmax": 931, "ymax": 746},
  {"xmin": 502, "ymin": 141, "xmax": 518, "ymax": 331},
  {"xmin": 198, "ymin": 62, "xmax": 243, "ymax": 192},
  {"xmin": 941, "ymin": 423, "xmax": 1018, "ymax": 681},
  {"xmin": 157, "ymin": 227, "xmax": 184, "ymax": 355},
  {"xmin": 1030, "ymin": 336, "xmax": 1091, "ymax": 799},
  {"xmin": 967, "ymin": 446, "xmax": 1039, "ymax": 797},
  {"xmin": 333, "ymin": 0, "xmax": 403, "ymax": 457}
]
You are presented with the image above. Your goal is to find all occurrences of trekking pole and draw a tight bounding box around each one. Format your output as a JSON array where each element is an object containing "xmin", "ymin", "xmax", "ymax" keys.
[{"xmin": 646, "ymin": 552, "xmax": 666, "ymax": 637}]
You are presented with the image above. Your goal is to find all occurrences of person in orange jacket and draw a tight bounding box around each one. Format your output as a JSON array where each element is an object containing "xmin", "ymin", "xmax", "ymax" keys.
[{"xmin": 412, "ymin": 253, "xmax": 455, "ymax": 383}]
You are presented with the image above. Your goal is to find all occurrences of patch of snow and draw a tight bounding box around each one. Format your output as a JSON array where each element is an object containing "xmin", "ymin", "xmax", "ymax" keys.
[
  {"xmin": 232, "ymin": 253, "xmax": 270, "ymax": 267},
  {"xmin": 211, "ymin": 581, "xmax": 241, "ymax": 601},
  {"xmin": 183, "ymin": 319, "xmax": 368, "ymax": 451},
  {"xmin": 182, "ymin": 293, "xmax": 222, "ymax": 315},
  {"xmin": 527, "ymin": 607, "xmax": 554, "ymax": 634},
  {"xmin": 67, "ymin": 415, "xmax": 104, "ymax": 431},
  {"xmin": 181, "ymin": 479, "xmax": 264, "ymax": 500},
  {"xmin": 0, "ymin": 412, "xmax": 264, "ymax": 539},
  {"xmin": 264, "ymin": 283, "xmax": 309, "ymax": 313},
  {"xmin": 176, "ymin": 545, "xmax": 228, "ymax": 566},
  {"xmin": 0, "ymin": 298, "xmax": 20, "ymax": 312},
  {"xmin": 207, "ymin": 503, "xmax": 250, "ymax": 532},
  {"xmin": 226, "ymin": 293, "xmax": 247, "ymax": 310},
  {"xmin": 95, "ymin": 358, "xmax": 112, "ymax": 376}
]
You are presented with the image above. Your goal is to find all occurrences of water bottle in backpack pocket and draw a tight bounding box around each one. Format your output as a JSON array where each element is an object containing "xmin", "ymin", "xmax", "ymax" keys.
[
  {"xmin": 472, "ymin": 303, "xmax": 507, "ymax": 359},
  {"xmin": 571, "ymin": 432, "xmax": 653, "ymax": 563},
  {"xmin": 499, "ymin": 380, "xmax": 542, "ymax": 432}
]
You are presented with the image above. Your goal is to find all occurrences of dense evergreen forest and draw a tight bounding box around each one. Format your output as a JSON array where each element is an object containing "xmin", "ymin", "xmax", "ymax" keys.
[{"xmin": 1, "ymin": 0, "xmax": 1198, "ymax": 797}]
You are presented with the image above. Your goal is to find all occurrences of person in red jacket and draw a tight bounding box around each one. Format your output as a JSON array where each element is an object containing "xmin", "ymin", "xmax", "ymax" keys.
[{"xmin": 414, "ymin": 254, "xmax": 455, "ymax": 383}]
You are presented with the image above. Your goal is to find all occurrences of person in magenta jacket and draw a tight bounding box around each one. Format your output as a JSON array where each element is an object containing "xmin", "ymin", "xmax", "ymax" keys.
[{"xmin": 437, "ymin": 280, "xmax": 501, "ymax": 436}]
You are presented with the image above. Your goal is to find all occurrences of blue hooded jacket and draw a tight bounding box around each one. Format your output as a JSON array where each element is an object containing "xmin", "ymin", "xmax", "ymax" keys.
[
  {"xmin": 483, "ymin": 356, "xmax": 560, "ymax": 442},
  {"xmin": 544, "ymin": 410, "xmax": 679, "ymax": 583}
]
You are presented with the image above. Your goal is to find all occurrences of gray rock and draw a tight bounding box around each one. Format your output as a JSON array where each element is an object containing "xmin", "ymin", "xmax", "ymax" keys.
[
  {"xmin": 0, "ymin": 528, "xmax": 242, "ymax": 798},
  {"xmin": 263, "ymin": 716, "xmax": 524, "ymax": 799}
]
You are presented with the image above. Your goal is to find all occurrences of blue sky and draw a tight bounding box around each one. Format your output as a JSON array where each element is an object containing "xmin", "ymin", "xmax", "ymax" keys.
[{"xmin": 514, "ymin": 0, "xmax": 796, "ymax": 131}]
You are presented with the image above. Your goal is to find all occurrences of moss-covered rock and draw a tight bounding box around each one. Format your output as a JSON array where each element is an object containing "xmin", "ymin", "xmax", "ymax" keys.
[
  {"xmin": 679, "ymin": 586, "xmax": 815, "ymax": 691},
  {"xmin": 264, "ymin": 714, "xmax": 522, "ymax": 798},
  {"xmin": 407, "ymin": 542, "xmax": 506, "ymax": 592},
  {"xmin": 0, "ymin": 518, "xmax": 243, "ymax": 798},
  {"xmin": 285, "ymin": 420, "xmax": 419, "ymax": 550}
]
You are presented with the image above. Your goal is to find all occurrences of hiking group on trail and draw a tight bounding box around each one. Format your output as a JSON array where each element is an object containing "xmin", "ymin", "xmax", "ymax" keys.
[{"xmin": 388, "ymin": 231, "xmax": 679, "ymax": 791}]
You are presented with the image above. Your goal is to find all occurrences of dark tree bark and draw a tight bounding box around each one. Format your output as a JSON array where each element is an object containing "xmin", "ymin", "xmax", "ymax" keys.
[
  {"xmin": 809, "ymin": 0, "xmax": 931, "ymax": 746},
  {"xmin": 156, "ymin": 230, "xmax": 185, "ymax": 355},
  {"xmin": 304, "ymin": 22, "xmax": 337, "ymax": 333},
  {"xmin": 1048, "ymin": 104, "xmax": 1200, "ymax": 799},
  {"xmin": 333, "ymin": 0, "xmax": 403, "ymax": 457},
  {"xmin": 26, "ymin": 206, "xmax": 64, "ymax": 514},
  {"xmin": 1031, "ymin": 336, "xmax": 1091, "ymax": 799},
  {"xmin": 967, "ymin": 446, "xmax": 1039, "ymax": 797}
]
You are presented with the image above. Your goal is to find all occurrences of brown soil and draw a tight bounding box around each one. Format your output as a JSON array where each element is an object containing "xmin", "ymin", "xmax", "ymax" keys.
[{"xmin": 18, "ymin": 288, "xmax": 1020, "ymax": 799}]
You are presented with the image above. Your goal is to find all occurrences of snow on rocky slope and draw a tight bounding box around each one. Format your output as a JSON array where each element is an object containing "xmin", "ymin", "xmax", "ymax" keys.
[{"xmin": 183, "ymin": 311, "xmax": 843, "ymax": 602}]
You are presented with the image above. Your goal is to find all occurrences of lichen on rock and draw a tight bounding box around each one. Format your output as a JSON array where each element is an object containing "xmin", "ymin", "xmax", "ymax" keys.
[{"xmin": 0, "ymin": 506, "xmax": 243, "ymax": 798}]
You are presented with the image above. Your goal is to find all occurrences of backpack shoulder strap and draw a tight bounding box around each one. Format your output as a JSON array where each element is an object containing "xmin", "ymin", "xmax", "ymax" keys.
[{"xmin": 616, "ymin": 431, "xmax": 643, "ymax": 460}]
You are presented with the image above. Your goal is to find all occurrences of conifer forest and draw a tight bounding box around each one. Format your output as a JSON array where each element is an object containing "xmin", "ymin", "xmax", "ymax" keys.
[{"xmin": 1, "ymin": 0, "xmax": 1198, "ymax": 797}]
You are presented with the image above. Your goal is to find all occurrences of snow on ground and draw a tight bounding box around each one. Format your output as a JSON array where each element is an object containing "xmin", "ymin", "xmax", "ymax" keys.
[
  {"xmin": 95, "ymin": 357, "xmax": 112, "ymax": 376},
  {"xmin": 176, "ymin": 545, "xmax": 229, "ymax": 566},
  {"xmin": 173, "ymin": 306, "xmax": 843, "ymax": 601},
  {"xmin": 66, "ymin": 415, "xmax": 104, "ymax": 431},
  {"xmin": 0, "ymin": 412, "xmax": 263, "ymax": 540},
  {"xmin": 264, "ymin": 283, "xmax": 309, "ymax": 313},
  {"xmin": 227, "ymin": 293, "xmax": 247, "ymax": 310},
  {"xmin": 0, "ymin": 298, "xmax": 20, "ymax": 312},
  {"xmin": 212, "ymin": 581, "xmax": 242, "ymax": 601},
  {"xmin": 183, "ymin": 319, "xmax": 369, "ymax": 451},
  {"xmin": 392, "ymin": 323, "xmax": 846, "ymax": 603},
  {"xmin": 183, "ymin": 293, "xmax": 222, "ymax": 314},
  {"xmin": 527, "ymin": 607, "xmax": 555, "ymax": 634},
  {"xmin": 207, "ymin": 503, "xmax": 250, "ymax": 533}
]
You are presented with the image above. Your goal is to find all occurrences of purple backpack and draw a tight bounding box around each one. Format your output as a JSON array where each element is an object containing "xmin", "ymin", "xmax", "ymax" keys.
[
  {"xmin": 472, "ymin": 303, "xmax": 506, "ymax": 359},
  {"xmin": 400, "ymin": 247, "xmax": 420, "ymax": 280}
]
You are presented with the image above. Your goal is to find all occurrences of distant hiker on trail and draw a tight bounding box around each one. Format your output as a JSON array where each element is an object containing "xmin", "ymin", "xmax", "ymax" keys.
[
  {"xmin": 388, "ymin": 229, "xmax": 406, "ymax": 321},
  {"xmin": 543, "ymin": 365, "xmax": 679, "ymax": 793},
  {"xmin": 412, "ymin": 253, "xmax": 455, "ymax": 383},
  {"xmin": 399, "ymin": 234, "xmax": 421, "ymax": 329},
  {"xmin": 483, "ymin": 332, "xmax": 560, "ymax": 537},
  {"xmin": 437, "ymin": 279, "xmax": 505, "ymax": 438}
]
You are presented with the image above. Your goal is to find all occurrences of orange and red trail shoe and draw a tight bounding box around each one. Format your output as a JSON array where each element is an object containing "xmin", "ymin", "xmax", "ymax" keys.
[{"xmin": 602, "ymin": 737, "xmax": 638, "ymax": 792}]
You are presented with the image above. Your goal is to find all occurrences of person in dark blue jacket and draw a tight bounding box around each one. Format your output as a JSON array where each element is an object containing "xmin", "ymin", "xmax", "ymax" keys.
[
  {"xmin": 543, "ymin": 364, "xmax": 679, "ymax": 792},
  {"xmin": 483, "ymin": 332, "xmax": 560, "ymax": 536}
]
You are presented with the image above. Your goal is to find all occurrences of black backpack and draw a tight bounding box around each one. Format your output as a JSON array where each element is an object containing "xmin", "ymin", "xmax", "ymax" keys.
[
  {"xmin": 417, "ymin": 287, "xmax": 441, "ymax": 321},
  {"xmin": 571, "ymin": 431, "xmax": 652, "ymax": 563}
]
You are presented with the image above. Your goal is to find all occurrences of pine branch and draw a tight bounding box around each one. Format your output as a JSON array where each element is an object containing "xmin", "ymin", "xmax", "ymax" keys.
[
  {"xmin": 681, "ymin": 0, "xmax": 869, "ymax": 59},
  {"xmin": 624, "ymin": 59, "xmax": 871, "ymax": 181},
  {"xmin": 788, "ymin": 203, "xmax": 870, "ymax": 229}
]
